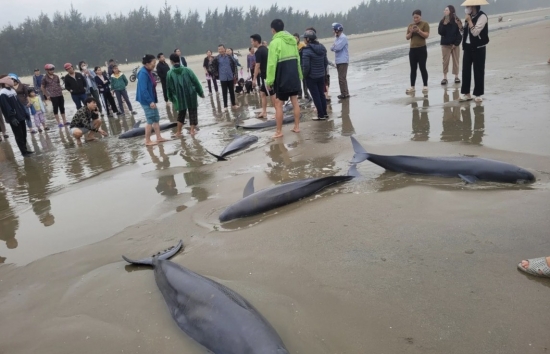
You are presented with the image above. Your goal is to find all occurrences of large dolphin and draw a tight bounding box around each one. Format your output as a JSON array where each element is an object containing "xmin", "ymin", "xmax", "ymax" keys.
[
  {"xmin": 219, "ymin": 165, "xmax": 360, "ymax": 222},
  {"xmin": 350, "ymin": 136, "xmax": 535, "ymax": 184},
  {"xmin": 122, "ymin": 241, "xmax": 289, "ymax": 354},
  {"xmin": 206, "ymin": 134, "xmax": 259, "ymax": 161},
  {"xmin": 237, "ymin": 114, "xmax": 303, "ymax": 130},
  {"xmin": 119, "ymin": 120, "xmax": 177, "ymax": 139}
]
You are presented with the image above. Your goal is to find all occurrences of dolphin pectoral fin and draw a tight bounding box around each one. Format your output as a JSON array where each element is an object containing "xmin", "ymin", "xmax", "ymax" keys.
[
  {"xmin": 206, "ymin": 149, "xmax": 227, "ymax": 162},
  {"xmin": 347, "ymin": 164, "xmax": 361, "ymax": 178},
  {"xmin": 458, "ymin": 174, "xmax": 479, "ymax": 184},
  {"xmin": 133, "ymin": 120, "xmax": 142, "ymax": 129},
  {"xmin": 243, "ymin": 177, "xmax": 255, "ymax": 198},
  {"xmin": 350, "ymin": 136, "xmax": 369, "ymax": 163},
  {"xmin": 122, "ymin": 240, "xmax": 184, "ymax": 266}
]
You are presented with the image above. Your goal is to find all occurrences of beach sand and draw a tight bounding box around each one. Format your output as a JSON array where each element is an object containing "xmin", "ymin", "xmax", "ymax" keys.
[{"xmin": 1, "ymin": 9, "xmax": 550, "ymax": 354}]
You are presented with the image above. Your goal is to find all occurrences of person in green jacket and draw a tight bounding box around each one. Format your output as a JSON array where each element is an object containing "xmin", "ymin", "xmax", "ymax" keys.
[
  {"xmin": 110, "ymin": 65, "xmax": 136, "ymax": 115},
  {"xmin": 166, "ymin": 53, "xmax": 205, "ymax": 137},
  {"xmin": 265, "ymin": 19, "xmax": 303, "ymax": 139}
]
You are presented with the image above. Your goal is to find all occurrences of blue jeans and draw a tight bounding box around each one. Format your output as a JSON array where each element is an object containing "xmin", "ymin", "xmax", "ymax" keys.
[
  {"xmin": 71, "ymin": 93, "xmax": 87, "ymax": 109},
  {"xmin": 306, "ymin": 76, "xmax": 327, "ymax": 118}
]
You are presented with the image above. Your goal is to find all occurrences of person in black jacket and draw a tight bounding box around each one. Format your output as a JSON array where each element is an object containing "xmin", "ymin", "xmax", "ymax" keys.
[
  {"xmin": 302, "ymin": 30, "xmax": 329, "ymax": 120},
  {"xmin": 94, "ymin": 67, "xmax": 119, "ymax": 116},
  {"xmin": 0, "ymin": 75, "xmax": 33, "ymax": 156},
  {"xmin": 64, "ymin": 63, "xmax": 88, "ymax": 109},
  {"xmin": 174, "ymin": 48, "xmax": 188, "ymax": 67},
  {"xmin": 156, "ymin": 53, "xmax": 170, "ymax": 103},
  {"xmin": 438, "ymin": 5, "xmax": 463, "ymax": 85}
]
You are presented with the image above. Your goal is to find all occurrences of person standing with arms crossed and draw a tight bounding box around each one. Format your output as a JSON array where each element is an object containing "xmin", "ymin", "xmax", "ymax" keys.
[
  {"xmin": 331, "ymin": 23, "xmax": 350, "ymax": 100},
  {"xmin": 265, "ymin": 19, "xmax": 303, "ymax": 138},
  {"xmin": 406, "ymin": 10, "xmax": 430, "ymax": 94}
]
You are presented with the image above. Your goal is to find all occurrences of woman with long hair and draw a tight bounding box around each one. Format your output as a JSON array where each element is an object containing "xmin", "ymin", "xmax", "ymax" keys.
[
  {"xmin": 202, "ymin": 50, "xmax": 218, "ymax": 95},
  {"xmin": 438, "ymin": 5, "xmax": 463, "ymax": 85},
  {"xmin": 406, "ymin": 9, "xmax": 430, "ymax": 94}
]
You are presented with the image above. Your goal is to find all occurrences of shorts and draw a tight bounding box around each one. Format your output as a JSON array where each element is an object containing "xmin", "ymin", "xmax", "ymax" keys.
[
  {"xmin": 257, "ymin": 77, "xmax": 274, "ymax": 96},
  {"xmin": 141, "ymin": 104, "xmax": 160, "ymax": 124},
  {"xmin": 70, "ymin": 127, "xmax": 90, "ymax": 135},
  {"xmin": 276, "ymin": 91, "xmax": 299, "ymax": 102},
  {"xmin": 50, "ymin": 95, "xmax": 65, "ymax": 115},
  {"xmin": 177, "ymin": 109, "xmax": 198, "ymax": 126}
]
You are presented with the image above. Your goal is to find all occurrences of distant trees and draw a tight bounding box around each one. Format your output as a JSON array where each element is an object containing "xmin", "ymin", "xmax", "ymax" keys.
[{"xmin": 0, "ymin": 0, "xmax": 546, "ymax": 74}]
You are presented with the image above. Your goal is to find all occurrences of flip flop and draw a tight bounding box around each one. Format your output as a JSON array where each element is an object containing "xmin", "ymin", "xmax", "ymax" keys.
[
  {"xmin": 455, "ymin": 78, "xmax": 461, "ymax": 84},
  {"xmin": 517, "ymin": 257, "xmax": 550, "ymax": 278},
  {"xmin": 441, "ymin": 79, "xmax": 448, "ymax": 85}
]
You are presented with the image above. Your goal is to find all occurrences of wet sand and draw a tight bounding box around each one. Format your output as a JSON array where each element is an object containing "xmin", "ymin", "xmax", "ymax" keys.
[{"xmin": 1, "ymin": 10, "xmax": 550, "ymax": 354}]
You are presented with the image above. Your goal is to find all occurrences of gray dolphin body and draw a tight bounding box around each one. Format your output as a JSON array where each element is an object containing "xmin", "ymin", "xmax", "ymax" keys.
[
  {"xmin": 206, "ymin": 135, "xmax": 259, "ymax": 161},
  {"xmin": 122, "ymin": 241, "xmax": 288, "ymax": 354},
  {"xmin": 119, "ymin": 120, "xmax": 177, "ymax": 139},
  {"xmin": 350, "ymin": 136, "xmax": 535, "ymax": 184},
  {"xmin": 219, "ymin": 165, "xmax": 359, "ymax": 222},
  {"xmin": 237, "ymin": 114, "xmax": 303, "ymax": 130}
]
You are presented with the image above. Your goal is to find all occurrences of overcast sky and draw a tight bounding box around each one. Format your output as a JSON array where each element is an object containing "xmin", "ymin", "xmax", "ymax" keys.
[{"xmin": 1, "ymin": 0, "xmax": 358, "ymax": 28}]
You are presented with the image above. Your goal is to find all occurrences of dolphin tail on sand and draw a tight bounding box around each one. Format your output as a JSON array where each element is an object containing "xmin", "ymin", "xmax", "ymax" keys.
[
  {"xmin": 206, "ymin": 149, "xmax": 228, "ymax": 162},
  {"xmin": 350, "ymin": 136, "xmax": 370, "ymax": 164},
  {"xmin": 122, "ymin": 240, "xmax": 184, "ymax": 266}
]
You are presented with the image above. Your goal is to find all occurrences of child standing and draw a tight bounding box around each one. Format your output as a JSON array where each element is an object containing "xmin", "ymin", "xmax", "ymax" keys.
[
  {"xmin": 166, "ymin": 53, "xmax": 204, "ymax": 137},
  {"xmin": 110, "ymin": 65, "xmax": 136, "ymax": 115},
  {"xmin": 28, "ymin": 90, "xmax": 49, "ymax": 132}
]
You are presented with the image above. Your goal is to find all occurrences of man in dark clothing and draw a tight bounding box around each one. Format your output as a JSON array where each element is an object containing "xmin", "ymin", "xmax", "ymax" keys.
[
  {"xmin": 212, "ymin": 44, "xmax": 238, "ymax": 110},
  {"xmin": 174, "ymin": 49, "xmax": 188, "ymax": 67},
  {"xmin": 251, "ymin": 33, "xmax": 276, "ymax": 119},
  {"xmin": 64, "ymin": 63, "xmax": 88, "ymax": 109},
  {"xmin": 0, "ymin": 75, "xmax": 33, "ymax": 156},
  {"xmin": 156, "ymin": 53, "xmax": 171, "ymax": 103},
  {"xmin": 107, "ymin": 59, "xmax": 116, "ymax": 77},
  {"xmin": 302, "ymin": 30, "xmax": 329, "ymax": 120}
]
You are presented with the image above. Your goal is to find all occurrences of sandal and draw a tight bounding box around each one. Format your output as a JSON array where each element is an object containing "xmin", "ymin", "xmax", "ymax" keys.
[
  {"xmin": 441, "ymin": 79, "xmax": 448, "ymax": 85},
  {"xmin": 455, "ymin": 78, "xmax": 461, "ymax": 84},
  {"xmin": 518, "ymin": 257, "xmax": 550, "ymax": 278}
]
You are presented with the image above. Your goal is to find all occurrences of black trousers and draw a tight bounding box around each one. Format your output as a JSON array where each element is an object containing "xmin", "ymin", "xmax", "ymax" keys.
[
  {"xmin": 102, "ymin": 91, "xmax": 119, "ymax": 115},
  {"xmin": 409, "ymin": 46, "xmax": 428, "ymax": 86},
  {"xmin": 10, "ymin": 121, "xmax": 29, "ymax": 154},
  {"xmin": 160, "ymin": 78, "xmax": 168, "ymax": 102},
  {"xmin": 461, "ymin": 46, "xmax": 486, "ymax": 96},
  {"xmin": 207, "ymin": 76, "xmax": 218, "ymax": 93},
  {"xmin": 220, "ymin": 80, "xmax": 236, "ymax": 108}
]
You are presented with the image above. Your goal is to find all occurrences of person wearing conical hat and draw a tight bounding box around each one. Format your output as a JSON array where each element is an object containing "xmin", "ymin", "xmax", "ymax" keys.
[{"xmin": 459, "ymin": 0, "xmax": 489, "ymax": 103}]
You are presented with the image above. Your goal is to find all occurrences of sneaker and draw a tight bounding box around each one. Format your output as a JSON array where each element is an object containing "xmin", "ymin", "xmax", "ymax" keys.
[
  {"xmin": 319, "ymin": 116, "xmax": 327, "ymax": 120},
  {"xmin": 422, "ymin": 86, "xmax": 429, "ymax": 93},
  {"xmin": 474, "ymin": 96, "xmax": 483, "ymax": 102},
  {"xmin": 323, "ymin": 114, "xmax": 329, "ymax": 119},
  {"xmin": 44, "ymin": 127, "xmax": 50, "ymax": 131},
  {"xmin": 38, "ymin": 129, "xmax": 43, "ymax": 133},
  {"xmin": 406, "ymin": 87, "xmax": 415, "ymax": 94},
  {"xmin": 311, "ymin": 117, "xmax": 321, "ymax": 121},
  {"xmin": 459, "ymin": 94, "xmax": 473, "ymax": 102}
]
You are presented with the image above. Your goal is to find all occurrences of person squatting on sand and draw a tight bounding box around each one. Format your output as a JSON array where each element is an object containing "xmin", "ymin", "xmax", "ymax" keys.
[
  {"xmin": 136, "ymin": 54, "xmax": 168, "ymax": 146},
  {"xmin": 265, "ymin": 19, "xmax": 303, "ymax": 138},
  {"xmin": 438, "ymin": 5, "xmax": 463, "ymax": 85},
  {"xmin": 459, "ymin": 0, "xmax": 489, "ymax": 103},
  {"xmin": 406, "ymin": 10, "xmax": 430, "ymax": 94},
  {"xmin": 69, "ymin": 97, "xmax": 107, "ymax": 145},
  {"xmin": 166, "ymin": 53, "xmax": 205, "ymax": 137}
]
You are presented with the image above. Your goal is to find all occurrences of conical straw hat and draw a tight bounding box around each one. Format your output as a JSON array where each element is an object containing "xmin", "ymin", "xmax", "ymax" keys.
[{"xmin": 461, "ymin": 0, "xmax": 489, "ymax": 6}]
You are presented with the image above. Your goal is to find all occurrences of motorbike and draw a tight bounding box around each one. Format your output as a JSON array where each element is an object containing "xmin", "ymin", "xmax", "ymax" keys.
[{"xmin": 129, "ymin": 65, "xmax": 161, "ymax": 83}]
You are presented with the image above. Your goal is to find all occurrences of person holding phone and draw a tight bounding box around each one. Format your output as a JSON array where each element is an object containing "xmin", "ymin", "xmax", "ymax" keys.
[{"xmin": 406, "ymin": 9, "xmax": 430, "ymax": 94}]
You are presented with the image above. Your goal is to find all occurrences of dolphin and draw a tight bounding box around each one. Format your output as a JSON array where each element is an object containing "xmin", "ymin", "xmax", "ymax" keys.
[
  {"xmin": 350, "ymin": 136, "xmax": 535, "ymax": 184},
  {"xmin": 283, "ymin": 98, "xmax": 312, "ymax": 113},
  {"xmin": 122, "ymin": 241, "xmax": 289, "ymax": 354},
  {"xmin": 236, "ymin": 114, "xmax": 303, "ymax": 130},
  {"xmin": 119, "ymin": 120, "xmax": 177, "ymax": 139},
  {"xmin": 206, "ymin": 134, "xmax": 259, "ymax": 161},
  {"xmin": 219, "ymin": 165, "xmax": 360, "ymax": 222}
]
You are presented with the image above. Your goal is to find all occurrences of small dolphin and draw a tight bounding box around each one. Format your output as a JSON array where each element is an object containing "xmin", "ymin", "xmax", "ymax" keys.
[
  {"xmin": 122, "ymin": 241, "xmax": 289, "ymax": 354},
  {"xmin": 219, "ymin": 165, "xmax": 360, "ymax": 222},
  {"xmin": 119, "ymin": 120, "xmax": 177, "ymax": 139},
  {"xmin": 350, "ymin": 136, "xmax": 535, "ymax": 184},
  {"xmin": 237, "ymin": 114, "xmax": 303, "ymax": 130},
  {"xmin": 283, "ymin": 98, "xmax": 312, "ymax": 113},
  {"xmin": 206, "ymin": 134, "xmax": 259, "ymax": 161}
]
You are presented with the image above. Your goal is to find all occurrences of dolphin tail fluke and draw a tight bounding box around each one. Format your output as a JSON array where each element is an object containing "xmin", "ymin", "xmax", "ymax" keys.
[
  {"xmin": 347, "ymin": 164, "xmax": 361, "ymax": 178},
  {"xmin": 350, "ymin": 136, "xmax": 369, "ymax": 164},
  {"xmin": 206, "ymin": 149, "xmax": 228, "ymax": 162},
  {"xmin": 122, "ymin": 240, "xmax": 184, "ymax": 266}
]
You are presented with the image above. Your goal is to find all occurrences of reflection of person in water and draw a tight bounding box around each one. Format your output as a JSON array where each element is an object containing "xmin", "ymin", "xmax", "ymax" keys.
[
  {"xmin": 340, "ymin": 99, "xmax": 354, "ymax": 136},
  {"xmin": 148, "ymin": 145, "xmax": 177, "ymax": 196},
  {"xmin": 441, "ymin": 89, "xmax": 462, "ymax": 142},
  {"xmin": 0, "ymin": 186, "xmax": 19, "ymax": 250},
  {"xmin": 411, "ymin": 99, "xmax": 430, "ymax": 141},
  {"xmin": 470, "ymin": 103, "xmax": 484, "ymax": 144},
  {"xmin": 23, "ymin": 158, "xmax": 55, "ymax": 226}
]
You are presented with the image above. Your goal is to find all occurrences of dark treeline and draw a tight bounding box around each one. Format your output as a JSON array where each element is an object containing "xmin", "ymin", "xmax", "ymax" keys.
[{"xmin": 0, "ymin": 0, "xmax": 546, "ymax": 75}]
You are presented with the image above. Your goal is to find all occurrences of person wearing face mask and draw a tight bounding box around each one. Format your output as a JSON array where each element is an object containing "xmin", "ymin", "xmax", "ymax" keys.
[{"xmin": 459, "ymin": 0, "xmax": 489, "ymax": 103}]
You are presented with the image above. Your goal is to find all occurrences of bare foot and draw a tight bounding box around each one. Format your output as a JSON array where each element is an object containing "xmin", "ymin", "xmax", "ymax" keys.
[
  {"xmin": 145, "ymin": 140, "xmax": 158, "ymax": 146},
  {"xmin": 157, "ymin": 137, "xmax": 169, "ymax": 143},
  {"xmin": 173, "ymin": 133, "xmax": 183, "ymax": 138},
  {"xmin": 291, "ymin": 127, "xmax": 300, "ymax": 133},
  {"xmin": 257, "ymin": 113, "xmax": 267, "ymax": 119},
  {"xmin": 272, "ymin": 132, "xmax": 283, "ymax": 139},
  {"xmin": 190, "ymin": 130, "xmax": 196, "ymax": 136},
  {"xmin": 231, "ymin": 105, "xmax": 240, "ymax": 110},
  {"xmin": 520, "ymin": 256, "xmax": 550, "ymax": 272}
]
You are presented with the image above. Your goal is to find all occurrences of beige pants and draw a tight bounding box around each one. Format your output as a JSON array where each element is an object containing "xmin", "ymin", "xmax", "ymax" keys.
[{"xmin": 441, "ymin": 45, "xmax": 460, "ymax": 76}]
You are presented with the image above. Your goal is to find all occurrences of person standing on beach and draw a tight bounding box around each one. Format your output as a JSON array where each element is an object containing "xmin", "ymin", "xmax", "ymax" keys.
[
  {"xmin": 0, "ymin": 75, "xmax": 33, "ymax": 156},
  {"xmin": 265, "ymin": 19, "xmax": 303, "ymax": 138},
  {"xmin": 156, "ymin": 53, "xmax": 170, "ymax": 103},
  {"xmin": 251, "ymin": 34, "xmax": 276, "ymax": 119},
  {"xmin": 406, "ymin": 10, "xmax": 430, "ymax": 94},
  {"xmin": 212, "ymin": 44, "xmax": 238, "ymax": 110},
  {"xmin": 94, "ymin": 67, "xmax": 119, "ymax": 117},
  {"xmin": 294, "ymin": 33, "xmax": 309, "ymax": 100},
  {"xmin": 439, "ymin": 5, "xmax": 462, "ymax": 85},
  {"xmin": 459, "ymin": 0, "xmax": 489, "ymax": 103},
  {"xmin": 166, "ymin": 53, "xmax": 205, "ymax": 137},
  {"xmin": 64, "ymin": 63, "xmax": 88, "ymax": 110},
  {"xmin": 32, "ymin": 69, "xmax": 47, "ymax": 106},
  {"xmin": 331, "ymin": 23, "xmax": 350, "ymax": 100},
  {"xmin": 302, "ymin": 29, "xmax": 329, "ymax": 120},
  {"xmin": 203, "ymin": 50, "xmax": 218, "ymax": 95},
  {"xmin": 9, "ymin": 74, "xmax": 37, "ymax": 134},
  {"xmin": 247, "ymin": 47, "xmax": 256, "ymax": 79},
  {"xmin": 110, "ymin": 64, "xmax": 136, "ymax": 115},
  {"xmin": 41, "ymin": 64, "xmax": 68, "ymax": 127},
  {"xmin": 28, "ymin": 90, "xmax": 48, "ymax": 132},
  {"xmin": 78, "ymin": 61, "xmax": 103, "ymax": 116},
  {"xmin": 174, "ymin": 49, "xmax": 188, "ymax": 67},
  {"xmin": 136, "ymin": 54, "xmax": 168, "ymax": 146},
  {"xmin": 107, "ymin": 59, "xmax": 116, "ymax": 77}
]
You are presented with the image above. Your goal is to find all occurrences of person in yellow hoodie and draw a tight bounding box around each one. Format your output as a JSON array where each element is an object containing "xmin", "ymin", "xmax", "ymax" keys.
[{"xmin": 266, "ymin": 19, "xmax": 303, "ymax": 139}]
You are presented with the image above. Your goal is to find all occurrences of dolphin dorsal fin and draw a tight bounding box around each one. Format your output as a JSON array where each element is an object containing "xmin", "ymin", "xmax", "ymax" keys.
[
  {"xmin": 133, "ymin": 120, "xmax": 142, "ymax": 129},
  {"xmin": 243, "ymin": 177, "xmax": 255, "ymax": 198}
]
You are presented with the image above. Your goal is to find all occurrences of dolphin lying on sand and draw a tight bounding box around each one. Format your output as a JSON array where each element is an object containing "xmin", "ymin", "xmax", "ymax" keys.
[
  {"xmin": 119, "ymin": 120, "xmax": 177, "ymax": 139},
  {"xmin": 283, "ymin": 98, "xmax": 312, "ymax": 113},
  {"xmin": 236, "ymin": 114, "xmax": 303, "ymax": 130},
  {"xmin": 350, "ymin": 136, "xmax": 535, "ymax": 184},
  {"xmin": 219, "ymin": 165, "xmax": 360, "ymax": 222},
  {"xmin": 206, "ymin": 134, "xmax": 259, "ymax": 161},
  {"xmin": 123, "ymin": 241, "xmax": 289, "ymax": 354}
]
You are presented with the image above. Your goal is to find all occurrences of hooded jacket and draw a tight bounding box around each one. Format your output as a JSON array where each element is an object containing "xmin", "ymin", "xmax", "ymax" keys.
[
  {"xmin": 110, "ymin": 73, "xmax": 129, "ymax": 91},
  {"xmin": 266, "ymin": 31, "xmax": 303, "ymax": 93},
  {"xmin": 166, "ymin": 65, "xmax": 204, "ymax": 112},
  {"xmin": 135, "ymin": 66, "xmax": 158, "ymax": 106},
  {"xmin": 301, "ymin": 42, "xmax": 329, "ymax": 80},
  {"xmin": 0, "ymin": 87, "xmax": 30, "ymax": 124}
]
